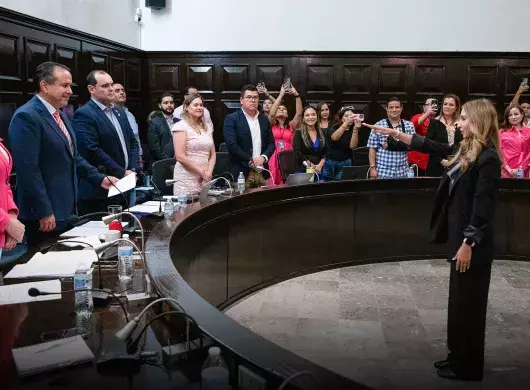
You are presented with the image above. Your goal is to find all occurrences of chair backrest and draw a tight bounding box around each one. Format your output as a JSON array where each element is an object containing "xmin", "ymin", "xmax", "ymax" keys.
[
  {"xmin": 341, "ymin": 165, "xmax": 371, "ymax": 181},
  {"xmin": 213, "ymin": 152, "xmax": 230, "ymax": 178},
  {"xmin": 151, "ymin": 158, "xmax": 176, "ymax": 195},
  {"xmin": 277, "ymin": 150, "xmax": 295, "ymax": 182},
  {"xmin": 219, "ymin": 142, "xmax": 227, "ymax": 152},
  {"xmin": 352, "ymin": 146, "xmax": 370, "ymax": 166}
]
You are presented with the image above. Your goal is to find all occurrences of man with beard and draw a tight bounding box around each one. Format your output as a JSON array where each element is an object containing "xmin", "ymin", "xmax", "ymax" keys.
[{"xmin": 147, "ymin": 92, "xmax": 179, "ymax": 161}]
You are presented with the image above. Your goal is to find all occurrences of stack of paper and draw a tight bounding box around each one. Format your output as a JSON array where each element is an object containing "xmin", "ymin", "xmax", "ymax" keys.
[
  {"xmin": 127, "ymin": 201, "xmax": 162, "ymax": 214},
  {"xmin": 4, "ymin": 251, "xmax": 98, "ymax": 279},
  {"xmin": 0, "ymin": 280, "xmax": 61, "ymax": 305},
  {"xmin": 60, "ymin": 220, "xmax": 128, "ymax": 238},
  {"xmin": 12, "ymin": 335, "xmax": 94, "ymax": 377}
]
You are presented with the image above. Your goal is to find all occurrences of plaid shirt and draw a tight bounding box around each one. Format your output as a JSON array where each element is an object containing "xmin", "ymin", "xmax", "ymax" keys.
[{"xmin": 367, "ymin": 118, "xmax": 416, "ymax": 178}]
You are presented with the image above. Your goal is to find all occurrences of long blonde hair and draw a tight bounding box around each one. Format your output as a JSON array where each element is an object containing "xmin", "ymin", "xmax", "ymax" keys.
[
  {"xmin": 446, "ymin": 99, "xmax": 502, "ymax": 171},
  {"xmin": 181, "ymin": 93, "xmax": 208, "ymax": 134},
  {"xmin": 299, "ymin": 105, "xmax": 325, "ymax": 148}
]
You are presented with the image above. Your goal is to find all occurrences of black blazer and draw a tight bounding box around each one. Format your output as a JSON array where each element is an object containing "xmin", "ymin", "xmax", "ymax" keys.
[
  {"xmin": 293, "ymin": 130, "xmax": 327, "ymax": 172},
  {"xmin": 223, "ymin": 109, "xmax": 275, "ymax": 179},
  {"xmin": 147, "ymin": 112, "xmax": 178, "ymax": 161},
  {"xmin": 424, "ymin": 119, "xmax": 463, "ymax": 176},
  {"xmin": 411, "ymin": 135, "xmax": 501, "ymax": 266}
]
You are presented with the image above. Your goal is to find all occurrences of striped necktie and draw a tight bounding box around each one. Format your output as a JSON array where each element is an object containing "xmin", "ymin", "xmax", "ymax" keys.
[{"xmin": 52, "ymin": 111, "xmax": 73, "ymax": 154}]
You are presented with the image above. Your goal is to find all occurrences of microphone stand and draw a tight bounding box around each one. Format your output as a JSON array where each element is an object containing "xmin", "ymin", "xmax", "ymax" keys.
[
  {"xmin": 255, "ymin": 166, "xmax": 274, "ymax": 186},
  {"xmin": 164, "ymin": 179, "xmax": 195, "ymax": 205},
  {"xmin": 136, "ymin": 170, "xmax": 164, "ymax": 219}
]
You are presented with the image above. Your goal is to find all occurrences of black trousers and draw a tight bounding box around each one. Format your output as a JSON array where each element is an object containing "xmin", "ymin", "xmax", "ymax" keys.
[
  {"xmin": 446, "ymin": 261, "xmax": 492, "ymax": 377},
  {"xmin": 21, "ymin": 219, "xmax": 69, "ymax": 255}
]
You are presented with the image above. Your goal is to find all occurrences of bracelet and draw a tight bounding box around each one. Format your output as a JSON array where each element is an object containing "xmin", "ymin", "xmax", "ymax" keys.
[
  {"xmin": 369, "ymin": 165, "xmax": 376, "ymax": 170},
  {"xmin": 294, "ymin": 94, "xmax": 300, "ymax": 98}
]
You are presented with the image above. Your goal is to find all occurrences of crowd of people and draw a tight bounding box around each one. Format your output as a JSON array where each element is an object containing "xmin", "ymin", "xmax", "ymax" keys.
[
  {"xmin": 1, "ymin": 60, "xmax": 524, "ymax": 382},
  {"xmin": 1, "ymin": 60, "xmax": 529, "ymax": 259}
]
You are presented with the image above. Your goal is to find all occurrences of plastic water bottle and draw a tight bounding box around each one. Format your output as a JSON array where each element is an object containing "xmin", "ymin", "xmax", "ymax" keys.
[
  {"xmin": 237, "ymin": 172, "xmax": 245, "ymax": 193},
  {"xmin": 118, "ymin": 234, "xmax": 134, "ymax": 281},
  {"xmin": 74, "ymin": 263, "xmax": 93, "ymax": 332},
  {"xmin": 178, "ymin": 193, "xmax": 188, "ymax": 208},
  {"xmin": 201, "ymin": 347, "xmax": 229, "ymax": 390},
  {"xmin": 164, "ymin": 198, "xmax": 174, "ymax": 217},
  {"xmin": 407, "ymin": 167, "xmax": 415, "ymax": 178}
]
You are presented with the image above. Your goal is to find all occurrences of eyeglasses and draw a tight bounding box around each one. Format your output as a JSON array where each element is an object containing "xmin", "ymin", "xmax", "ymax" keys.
[{"xmin": 243, "ymin": 96, "xmax": 259, "ymax": 101}]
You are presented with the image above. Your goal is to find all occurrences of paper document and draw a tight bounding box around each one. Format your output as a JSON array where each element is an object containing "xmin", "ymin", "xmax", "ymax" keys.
[
  {"xmin": 0, "ymin": 279, "xmax": 61, "ymax": 305},
  {"xmin": 12, "ymin": 335, "xmax": 94, "ymax": 377},
  {"xmin": 108, "ymin": 172, "xmax": 136, "ymax": 197},
  {"xmin": 59, "ymin": 235, "xmax": 102, "ymax": 248},
  {"xmin": 60, "ymin": 220, "xmax": 128, "ymax": 238},
  {"xmin": 5, "ymin": 251, "xmax": 97, "ymax": 279}
]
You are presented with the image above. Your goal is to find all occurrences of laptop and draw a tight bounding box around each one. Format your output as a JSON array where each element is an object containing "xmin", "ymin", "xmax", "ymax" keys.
[
  {"xmin": 341, "ymin": 165, "xmax": 371, "ymax": 181},
  {"xmin": 285, "ymin": 173, "xmax": 314, "ymax": 185}
]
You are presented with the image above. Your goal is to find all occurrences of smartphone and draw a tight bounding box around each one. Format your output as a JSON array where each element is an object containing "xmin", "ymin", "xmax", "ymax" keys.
[
  {"xmin": 523, "ymin": 78, "xmax": 528, "ymax": 86},
  {"xmin": 282, "ymin": 77, "xmax": 292, "ymax": 90},
  {"xmin": 355, "ymin": 114, "xmax": 365, "ymax": 121}
]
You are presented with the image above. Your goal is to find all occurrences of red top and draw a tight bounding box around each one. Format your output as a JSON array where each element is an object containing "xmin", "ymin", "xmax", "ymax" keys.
[
  {"xmin": 499, "ymin": 126, "xmax": 530, "ymax": 178},
  {"xmin": 408, "ymin": 114, "xmax": 430, "ymax": 170}
]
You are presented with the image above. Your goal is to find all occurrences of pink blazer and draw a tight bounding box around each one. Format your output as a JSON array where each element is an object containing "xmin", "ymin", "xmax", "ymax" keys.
[{"xmin": 0, "ymin": 141, "xmax": 18, "ymax": 249}]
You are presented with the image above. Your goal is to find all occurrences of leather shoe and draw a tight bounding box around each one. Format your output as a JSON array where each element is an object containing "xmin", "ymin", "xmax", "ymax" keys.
[
  {"xmin": 437, "ymin": 366, "xmax": 482, "ymax": 381},
  {"xmin": 433, "ymin": 360, "xmax": 451, "ymax": 369}
]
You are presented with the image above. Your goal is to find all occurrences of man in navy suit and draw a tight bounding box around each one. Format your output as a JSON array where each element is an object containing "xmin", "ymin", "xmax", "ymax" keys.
[
  {"xmin": 73, "ymin": 70, "xmax": 139, "ymax": 214},
  {"xmin": 8, "ymin": 62, "xmax": 118, "ymax": 246},
  {"xmin": 223, "ymin": 84, "xmax": 275, "ymax": 188}
]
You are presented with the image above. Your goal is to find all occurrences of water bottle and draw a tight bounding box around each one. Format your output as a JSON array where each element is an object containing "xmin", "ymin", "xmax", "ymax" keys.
[
  {"xmin": 118, "ymin": 234, "xmax": 134, "ymax": 281},
  {"xmin": 178, "ymin": 193, "xmax": 188, "ymax": 208},
  {"xmin": 201, "ymin": 347, "xmax": 229, "ymax": 390},
  {"xmin": 237, "ymin": 172, "xmax": 245, "ymax": 193},
  {"xmin": 74, "ymin": 263, "xmax": 93, "ymax": 332},
  {"xmin": 407, "ymin": 167, "xmax": 415, "ymax": 178},
  {"xmin": 164, "ymin": 198, "xmax": 174, "ymax": 217},
  {"xmin": 516, "ymin": 166, "xmax": 524, "ymax": 179}
]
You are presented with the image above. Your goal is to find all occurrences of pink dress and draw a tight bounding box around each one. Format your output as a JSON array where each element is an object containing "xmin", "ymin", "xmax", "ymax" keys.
[
  {"xmin": 171, "ymin": 120, "xmax": 214, "ymax": 195},
  {"xmin": 269, "ymin": 123, "xmax": 294, "ymax": 185},
  {"xmin": 500, "ymin": 126, "xmax": 530, "ymax": 178}
]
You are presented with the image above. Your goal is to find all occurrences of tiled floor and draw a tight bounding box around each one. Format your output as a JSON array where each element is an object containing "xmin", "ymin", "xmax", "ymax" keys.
[{"xmin": 225, "ymin": 260, "xmax": 530, "ymax": 390}]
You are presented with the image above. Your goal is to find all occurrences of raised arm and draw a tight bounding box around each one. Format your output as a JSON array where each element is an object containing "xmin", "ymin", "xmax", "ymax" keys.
[
  {"xmin": 268, "ymin": 85, "xmax": 286, "ymax": 125},
  {"xmin": 288, "ymin": 86, "xmax": 303, "ymax": 130},
  {"xmin": 364, "ymin": 123, "xmax": 452, "ymax": 158},
  {"xmin": 510, "ymin": 82, "xmax": 529, "ymax": 107}
]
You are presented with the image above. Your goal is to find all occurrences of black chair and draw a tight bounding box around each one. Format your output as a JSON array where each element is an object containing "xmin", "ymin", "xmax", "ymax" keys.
[
  {"xmin": 341, "ymin": 165, "xmax": 371, "ymax": 181},
  {"xmin": 219, "ymin": 142, "xmax": 227, "ymax": 152},
  {"xmin": 151, "ymin": 158, "xmax": 176, "ymax": 196},
  {"xmin": 277, "ymin": 150, "xmax": 295, "ymax": 182},
  {"xmin": 352, "ymin": 146, "xmax": 369, "ymax": 166},
  {"xmin": 213, "ymin": 152, "xmax": 231, "ymax": 180}
]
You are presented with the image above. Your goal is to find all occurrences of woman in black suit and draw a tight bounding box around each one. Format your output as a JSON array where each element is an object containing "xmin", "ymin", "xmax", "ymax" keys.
[
  {"xmin": 365, "ymin": 98, "xmax": 502, "ymax": 381},
  {"xmin": 293, "ymin": 106, "xmax": 327, "ymax": 180}
]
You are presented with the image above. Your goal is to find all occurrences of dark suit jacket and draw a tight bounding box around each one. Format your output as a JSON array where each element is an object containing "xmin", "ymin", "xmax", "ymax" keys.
[
  {"xmin": 411, "ymin": 135, "xmax": 501, "ymax": 266},
  {"xmin": 147, "ymin": 112, "xmax": 178, "ymax": 161},
  {"xmin": 424, "ymin": 119, "xmax": 464, "ymax": 176},
  {"xmin": 223, "ymin": 109, "xmax": 275, "ymax": 179},
  {"xmin": 293, "ymin": 130, "xmax": 327, "ymax": 172},
  {"xmin": 8, "ymin": 96, "xmax": 103, "ymax": 221},
  {"xmin": 73, "ymin": 99, "xmax": 139, "ymax": 199}
]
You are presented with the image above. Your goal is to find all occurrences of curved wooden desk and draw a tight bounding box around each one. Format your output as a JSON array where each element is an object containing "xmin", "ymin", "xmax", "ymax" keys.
[{"xmin": 144, "ymin": 178, "xmax": 530, "ymax": 389}]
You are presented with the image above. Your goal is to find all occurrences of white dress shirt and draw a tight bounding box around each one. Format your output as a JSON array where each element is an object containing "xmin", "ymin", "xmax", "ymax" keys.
[
  {"xmin": 124, "ymin": 107, "xmax": 142, "ymax": 156},
  {"xmin": 241, "ymin": 109, "xmax": 268, "ymax": 163}
]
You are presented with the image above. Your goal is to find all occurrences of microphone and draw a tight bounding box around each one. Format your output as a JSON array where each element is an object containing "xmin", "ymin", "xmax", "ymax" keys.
[
  {"xmin": 135, "ymin": 168, "xmax": 164, "ymax": 219},
  {"xmin": 28, "ymin": 287, "xmax": 128, "ymax": 319},
  {"xmin": 97, "ymin": 165, "xmax": 130, "ymax": 211}
]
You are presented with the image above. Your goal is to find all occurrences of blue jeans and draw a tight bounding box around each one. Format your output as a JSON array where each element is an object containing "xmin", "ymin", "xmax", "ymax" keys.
[{"xmin": 322, "ymin": 159, "xmax": 352, "ymax": 181}]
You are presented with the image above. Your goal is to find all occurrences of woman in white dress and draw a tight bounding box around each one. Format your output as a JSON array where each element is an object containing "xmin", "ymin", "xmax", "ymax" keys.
[{"xmin": 171, "ymin": 94, "xmax": 216, "ymax": 196}]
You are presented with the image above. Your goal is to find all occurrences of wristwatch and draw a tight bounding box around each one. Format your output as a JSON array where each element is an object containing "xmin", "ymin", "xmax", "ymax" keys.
[{"xmin": 463, "ymin": 237, "xmax": 475, "ymax": 247}]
